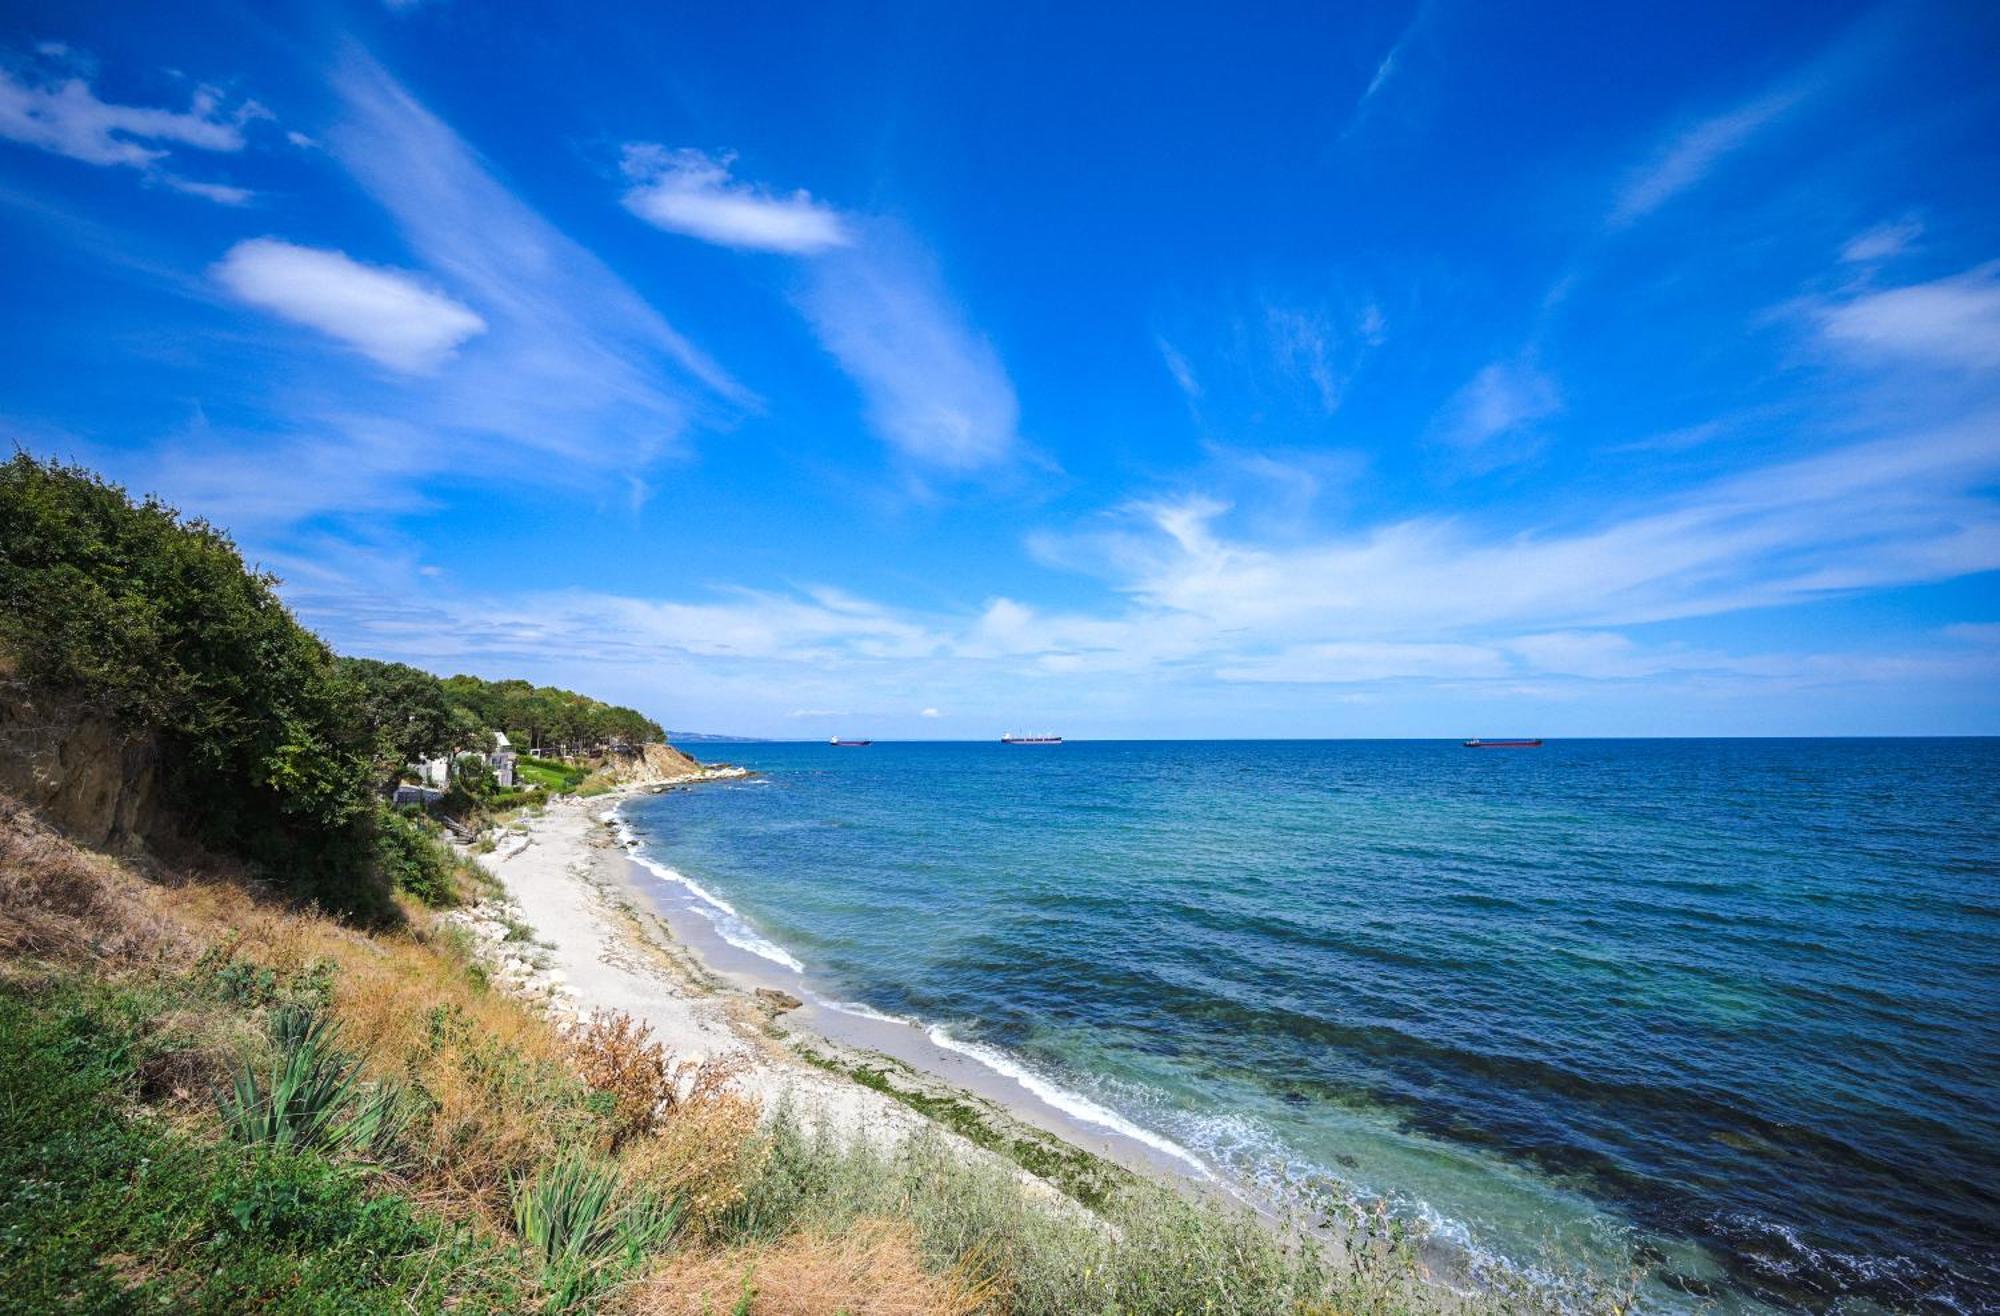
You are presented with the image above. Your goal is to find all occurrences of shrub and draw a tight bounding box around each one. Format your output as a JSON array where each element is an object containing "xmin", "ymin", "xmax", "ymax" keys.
[
  {"xmin": 221, "ymin": 1006, "xmax": 404, "ymax": 1158},
  {"xmin": 373, "ymin": 805, "xmax": 462, "ymax": 906},
  {"xmin": 570, "ymin": 1010, "xmax": 739, "ymax": 1151},
  {"xmin": 511, "ymin": 1152, "xmax": 683, "ymax": 1309},
  {"xmin": 0, "ymin": 455, "xmax": 386, "ymax": 917},
  {"xmin": 572, "ymin": 1011, "xmax": 678, "ymax": 1148},
  {"xmin": 620, "ymin": 1090, "xmax": 766, "ymax": 1239}
]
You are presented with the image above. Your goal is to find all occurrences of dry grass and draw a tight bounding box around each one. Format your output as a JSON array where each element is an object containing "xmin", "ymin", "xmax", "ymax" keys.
[
  {"xmin": 187, "ymin": 892, "xmax": 608, "ymax": 1219},
  {"xmin": 0, "ymin": 794, "xmax": 189, "ymax": 969},
  {"xmin": 613, "ymin": 1218, "xmax": 996, "ymax": 1316},
  {"xmin": 621, "ymin": 1090, "xmax": 767, "ymax": 1238}
]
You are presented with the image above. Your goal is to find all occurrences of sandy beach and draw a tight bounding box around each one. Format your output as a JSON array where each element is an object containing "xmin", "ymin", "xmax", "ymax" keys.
[{"xmin": 459, "ymin": 783, "xmax": 1207, "ymax": 1207}]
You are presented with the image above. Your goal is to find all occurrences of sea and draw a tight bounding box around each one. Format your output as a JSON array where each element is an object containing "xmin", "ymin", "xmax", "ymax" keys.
[{"xmin": 613, "ymin": 739, "xmax": 1999, "ymax": 1314}]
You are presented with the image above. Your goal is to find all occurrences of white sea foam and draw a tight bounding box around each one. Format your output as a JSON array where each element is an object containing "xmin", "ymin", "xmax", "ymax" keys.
[
  {"xmin": 612, "ymin": 816, "xmax": 805, "ymax": 973},
  {"xmin": 816, "ymin": 997, "xmax": 915, "ymax": 1027},
  {"xmin": 921, "ymin": 1024, "xmax": 1212, "ymax": 1177}
]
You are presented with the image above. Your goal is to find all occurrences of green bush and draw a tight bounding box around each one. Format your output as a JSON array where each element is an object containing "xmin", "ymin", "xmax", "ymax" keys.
[
  {"xmin": 373, "ymin": 806, "xmax": 460, "ymax": 906},
  {"xmin": 0, "ymin": 455, "xmax": 386, "ymax": 917}
]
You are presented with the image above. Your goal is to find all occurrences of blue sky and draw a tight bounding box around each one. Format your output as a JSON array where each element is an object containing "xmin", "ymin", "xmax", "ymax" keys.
[{"xmin": 3, "ymin": 1, "xmax": 1997, "ymax": 738}]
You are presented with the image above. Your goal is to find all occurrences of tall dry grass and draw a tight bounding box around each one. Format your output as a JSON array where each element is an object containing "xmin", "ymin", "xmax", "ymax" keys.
[
  {"xmin": 0, "ymin": 795, "xmax": 188, "ymax": 968},
  {"xmin": 613, "ymin": 1218, "xmax": 994, "ymax": 1316}
]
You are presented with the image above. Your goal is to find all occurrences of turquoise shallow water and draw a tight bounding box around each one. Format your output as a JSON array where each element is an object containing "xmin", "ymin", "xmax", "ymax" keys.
[{"xmin": 618, "ymin": 739, "xmax": 2000, "ymax": 1313}]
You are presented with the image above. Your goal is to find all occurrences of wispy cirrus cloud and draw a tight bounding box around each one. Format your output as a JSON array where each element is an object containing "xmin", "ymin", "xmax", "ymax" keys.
[
  {"xmin": 214, "ymin": 238, "xmax": 487, "ymax": 372},
  {"xmin": 1841, "ymin": 217, "xmax": 1923, "ymax": 264},
  {"xmin": 1817, "ymin": 263, "xmax": 2000, "ymax": 372},
  {"xmin": 1432, "ymin": 358, "xmax": 1560, "ymax": 451},
  {"xmin": 1340, "ymin": 1, "xmax": 1433, "ymax": 140},
  {"xmin": 322, "ymin": 50, "xmax": 749, "ymax": 458},
  {"xmin": 620, "ymin": 146, "xmax": 850, "ymax": 254},
  {"xmin": 797, "ymin": 234, "xmax": 1020, "ymax": 473},
  {"xmin": 131, "ymin": 50, "xmax": 757, "ymax": 532},
  {"xmin": 1087, "ymin": 416, "xmax": 2000, "ymax": 641},
  {"xmin": 0, "ymin": 52, "xmax": 257, "ymax": 202},
  {"xmin": 1609, "ymin": 85, "xmax": 1806, "ymax": 227},
  {"xmin": 618, "ymin": 147, "xmax": 1021, "ymax": 473},
  {"xmin": 280, "ymin": 401, "xmax": 2000, "ymax": 711}
]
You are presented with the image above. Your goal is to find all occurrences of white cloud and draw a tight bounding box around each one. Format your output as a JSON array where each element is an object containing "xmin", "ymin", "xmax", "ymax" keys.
[
  {"xmin": 1434, "ymin": 360, "xmax": 1559, "ymax": 448},
  {"xmin": 0, "ymin": 66, "xmax": 242, "ymax": 166},
  {"xmin": 799, "ymin": 237, "xmax": 1020, "ymax": 471},
  {"xmin": 1217, "ymin": 642, "xmax": 1507, "ymax": 684},
  {"xmin": 1841, "ymin": 217, "xmax": 1922, "ymax": 264},
  {"xmin": 1818, "ymin": 264, "xmax": 2000, "ymax": 372},
  {"xmin": 237, "ymin": 398, "xmax": 2000, "ymax": 736},
  {"xmin": 1341, "ymin": 3, "xmax": 1430, "ymax": 140},
  {"xmin": 214, "ymin": 238, "xmax": 487, "ymax": 372},
  {"xmin": 325, "ymin": 50, "xmax": 748, "ymax": 461},
  {"xmin": 0, "ymin": 60, "xmax": 254, "ymax": 203},
  {"xmin": 1158, "ymin": 336, "xmax": 1201, "ymax": 400},
  {"xmin": 921, "ymin": 707, "xmax": 941, "ymax": 718},
  {"xmin": 621, "ymin": 146, "xmax": 850, "ymax": 254},
  {"xmin": 163, "ymin": 175, "xmax": 253, "ymax": 205},
  {"xmin": 1046, "ymin": 413, "xmax": 2000, "ymax": 651},
  {"xmin": 1610, "ymin": 87, "xmax": 1803, "ymax": 226},
  {"xmin": 612, "ymin": 146, "xmax": 1014, "ymax": 474},
  {"xmin": 1265, "ymin": 306, "xmax": 1342, "ymax": 414}
]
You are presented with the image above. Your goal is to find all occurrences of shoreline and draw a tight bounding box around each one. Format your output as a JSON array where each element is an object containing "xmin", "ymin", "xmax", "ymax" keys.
[
  {"xmin": 469, "ymin": 781, "xmax": 1205, "ymax": 1213},
  {"xmin": 467, "ymin": 774, "xmax": 1582, "ymax": 1307},
  {"xmin": 601, "ymin": 792, "xmax": 1229, "ymax": 1197}
]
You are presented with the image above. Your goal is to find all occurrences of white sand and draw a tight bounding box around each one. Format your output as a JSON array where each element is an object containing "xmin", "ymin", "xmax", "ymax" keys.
[{"xmin": 464, "ymin": 793, "xmax": 967, "ymax": 1153}]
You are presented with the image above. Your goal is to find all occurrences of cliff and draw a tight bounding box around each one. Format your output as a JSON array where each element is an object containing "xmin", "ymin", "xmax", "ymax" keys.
[
  {"xmin": 0, "ymin": 677, "xmax": 161, "ymax": 853},
  {"xmin": 582, "ymin": 740, "xmax": 707, "ymax": 790}
]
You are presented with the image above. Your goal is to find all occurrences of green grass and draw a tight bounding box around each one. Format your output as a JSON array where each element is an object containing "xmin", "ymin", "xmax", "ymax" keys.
[
  {"xmin": 0, "ymin": 984, "xmax": 530, "ymax": 1315},
  {"xmin": 510, "ymin": 1154, "xmax": 682, "ymax": 1309},
  {"xmin": 517, "ymin": 757, "xmax": 589, "ymax": 793}
]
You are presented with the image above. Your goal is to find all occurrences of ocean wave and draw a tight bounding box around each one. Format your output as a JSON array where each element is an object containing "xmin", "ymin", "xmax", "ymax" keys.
[
  {"xmin": 816, "ymin": 997, "xmax": 915, "ymax": 1027},
  {"xmin": 921, "ymin": 1023, "xmax": 1213, "ymax": 1177},
  {"xmin": 610, "ymin": 813, "xmax": 805, "ymax": 973}
]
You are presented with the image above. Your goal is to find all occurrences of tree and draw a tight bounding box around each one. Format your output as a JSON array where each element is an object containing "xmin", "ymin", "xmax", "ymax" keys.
[
  {"xmin": 338, "ymin": 657, "xmax": 454, "ymax": 778},
  {"xmin": 0, "ymin": 454, "xmax": 382, "ymax": 916}
]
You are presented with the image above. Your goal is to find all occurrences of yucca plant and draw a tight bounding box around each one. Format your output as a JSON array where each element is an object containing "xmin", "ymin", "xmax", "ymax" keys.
[
  {"xmin": 511, "ymin": 1153, "xmax": 682, "ymax": 1309},
  {"xmin": 221, "ymin": 1005, "xmax": 404, "ymax": 1157}
]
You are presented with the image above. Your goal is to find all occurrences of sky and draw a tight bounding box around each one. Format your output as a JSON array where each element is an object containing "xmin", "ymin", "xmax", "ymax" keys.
[{"xmin": 2, "ymin": 1, "xmax": 1997, "ymax": 739}]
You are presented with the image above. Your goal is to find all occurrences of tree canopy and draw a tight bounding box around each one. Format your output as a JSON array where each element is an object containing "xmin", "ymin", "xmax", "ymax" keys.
[{"xmin": 0, "ymin": 454, "xmax": 666, "ymax": 919}]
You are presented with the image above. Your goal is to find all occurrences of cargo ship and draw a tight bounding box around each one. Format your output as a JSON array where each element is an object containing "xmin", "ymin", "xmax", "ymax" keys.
[
  {"xmin": 1462, "ymin": 738, "xmax": 1542, "ymax": 749},
  {"xmin": 828, "ymin": 737, "xmax": 872, "ymax": 747},
  {"xmin": 1001, "ymin": 733, "xmax": 1062, "ymax": 745}
]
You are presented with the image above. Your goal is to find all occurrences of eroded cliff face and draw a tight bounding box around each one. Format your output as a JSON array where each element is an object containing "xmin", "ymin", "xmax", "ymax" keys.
[
  {"xmin": 587, "ymin": 741, "xmax": 706, "ymax": 788},
  {"xmin": 0, "ymin": 684, "xmax": 161, "ymax": 852}
]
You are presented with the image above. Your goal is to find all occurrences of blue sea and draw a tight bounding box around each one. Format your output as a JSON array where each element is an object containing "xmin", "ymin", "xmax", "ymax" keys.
[{"xmin": 617, "ymin": 739, "xmax": 2000, "ymax": 1313}]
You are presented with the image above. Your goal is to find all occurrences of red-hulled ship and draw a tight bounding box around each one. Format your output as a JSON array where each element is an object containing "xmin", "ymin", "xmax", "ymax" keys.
[{"xmin": 1462, "ymin": 738, "xmax": 1542, "ymax": 749}]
